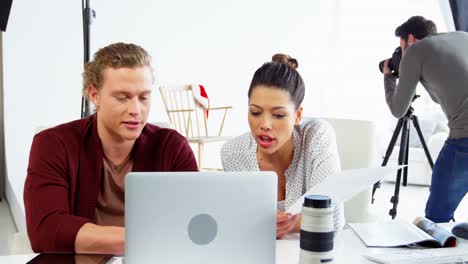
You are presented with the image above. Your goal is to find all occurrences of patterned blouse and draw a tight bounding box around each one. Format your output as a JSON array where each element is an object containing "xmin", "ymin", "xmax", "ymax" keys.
[{"xmin": 221, "ymin": 118, "xmax": 345, "ymax": 233}]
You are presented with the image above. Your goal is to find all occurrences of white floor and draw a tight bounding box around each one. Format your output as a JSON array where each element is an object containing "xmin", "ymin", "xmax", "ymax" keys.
[
  {"xmin": 0, "ymin": 197, "xmax": 17, "ymax": 256},
  {"xmin": 371, "ymin": 181, "xmax": 468, "ymax": 223}
]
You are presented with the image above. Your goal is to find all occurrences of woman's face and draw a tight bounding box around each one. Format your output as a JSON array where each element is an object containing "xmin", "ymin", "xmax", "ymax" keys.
[{"xmin": 248, "ymin": 85, "xmax": 302, "ymax": 155}]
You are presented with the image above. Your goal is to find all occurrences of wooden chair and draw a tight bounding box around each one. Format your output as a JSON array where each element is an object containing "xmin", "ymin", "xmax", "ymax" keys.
[{"xmin": 159, "ymin": 85, "xmax": 232, "ymax": 170}]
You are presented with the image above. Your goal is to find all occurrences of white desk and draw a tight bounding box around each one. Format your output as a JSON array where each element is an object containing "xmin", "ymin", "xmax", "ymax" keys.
[
  {"xmin": 277, "ymin": 223, "xmax": 468, "ymax": 264},
  {"xmin": 0, "ymin": 254, "xmax": 35, "ymax": 263},
  {"xmin": 277, "ymin": 227, "xmax": 375, "ymax": 263},
  {"xmin": 2, "ymin": 225, "xmax": 467, "ymax": 264}
]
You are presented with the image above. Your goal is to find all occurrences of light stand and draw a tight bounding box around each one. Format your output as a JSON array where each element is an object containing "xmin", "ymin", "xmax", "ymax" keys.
[{"xmin": 81, "ymin": 0, "xmax": 96, "ymax": 118}]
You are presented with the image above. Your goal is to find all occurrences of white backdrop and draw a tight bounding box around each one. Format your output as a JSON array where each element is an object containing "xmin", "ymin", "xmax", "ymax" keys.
[{"xmin": 3, "ymin": 0, "xmax": 452, "ymax": 230}]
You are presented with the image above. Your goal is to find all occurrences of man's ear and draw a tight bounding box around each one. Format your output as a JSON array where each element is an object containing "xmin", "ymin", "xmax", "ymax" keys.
[
  {"xmin": 408, "ymin": 34, "xmax": 417, "ymax": 45},
  {"xmin": 295, "ymin": 106, "xmax": 303, "ymax": 126},
  {"xmin": 87, "ymin": 84, "xmax": 99, "ymax": 106}
]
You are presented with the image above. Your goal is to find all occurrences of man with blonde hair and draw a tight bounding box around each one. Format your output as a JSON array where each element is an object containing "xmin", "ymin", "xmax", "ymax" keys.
[{"xmin": 24, "ymin": 43, "xmax": 198, "ymax": 254}]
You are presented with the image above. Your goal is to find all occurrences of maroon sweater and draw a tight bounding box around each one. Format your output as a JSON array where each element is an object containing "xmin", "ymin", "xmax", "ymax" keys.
[{"xmin": 23, "ymin": 115, "xmax": 198, "ymax": 252}]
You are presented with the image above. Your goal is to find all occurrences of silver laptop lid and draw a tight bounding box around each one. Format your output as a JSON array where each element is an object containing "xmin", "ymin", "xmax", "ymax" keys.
[{"xmin": 125, "ymin": 171, "xmax": 277, "ymax": 264}]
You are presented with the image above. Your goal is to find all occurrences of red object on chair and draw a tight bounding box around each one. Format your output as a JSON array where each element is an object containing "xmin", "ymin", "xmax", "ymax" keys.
[{"xmin": 191, "ymin": 84, "xmax": 210, "ymax": 118}]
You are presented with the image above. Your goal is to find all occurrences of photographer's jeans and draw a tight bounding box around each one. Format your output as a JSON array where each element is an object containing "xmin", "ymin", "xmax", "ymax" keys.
[{"xmin": 425, "ymin": 137, "xmax": 468, "ymax": 222}]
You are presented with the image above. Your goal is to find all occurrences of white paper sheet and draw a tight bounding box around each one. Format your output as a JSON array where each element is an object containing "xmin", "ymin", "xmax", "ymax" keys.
[{"xmin": 286, "ymin": 166, "xmax": 403, "ymax": 214}]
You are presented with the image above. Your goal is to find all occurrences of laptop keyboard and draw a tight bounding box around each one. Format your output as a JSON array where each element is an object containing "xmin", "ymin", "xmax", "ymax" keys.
[{"xmin": 364, "ymin": 247, "xmax": 468, "ymax": 264}]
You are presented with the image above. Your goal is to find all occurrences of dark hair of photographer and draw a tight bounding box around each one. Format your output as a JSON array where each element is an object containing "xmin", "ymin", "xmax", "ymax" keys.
[
  {"xmin": 395, "ymin": 16, "xmax": 437, "ymax": 41},
  {"xmin": 248, "ymin": 54, "xmax": 305, "ymax": 110}
]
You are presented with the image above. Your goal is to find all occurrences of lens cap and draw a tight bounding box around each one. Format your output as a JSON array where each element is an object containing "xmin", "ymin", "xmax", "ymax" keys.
[{"xmin": 303, "ymin": 195, "xmax": 331, "ymax": 208}]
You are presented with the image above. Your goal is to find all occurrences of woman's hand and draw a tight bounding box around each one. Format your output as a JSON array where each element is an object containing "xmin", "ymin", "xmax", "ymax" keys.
[{"xmin": 276, "ymin": 210, "xmax": 300, "ymax": 239}]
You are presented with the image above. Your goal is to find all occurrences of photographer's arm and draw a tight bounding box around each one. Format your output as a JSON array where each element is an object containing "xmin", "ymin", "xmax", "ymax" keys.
[{"xmin": 383, "ymin": 47, "xmax": 422, "ymax": 118}]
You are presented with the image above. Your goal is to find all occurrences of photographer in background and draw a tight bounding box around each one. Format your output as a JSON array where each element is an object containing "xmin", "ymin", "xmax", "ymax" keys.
[{"xmin": 382, "ymin": 16, "xmax": 468, "ymax": 223}]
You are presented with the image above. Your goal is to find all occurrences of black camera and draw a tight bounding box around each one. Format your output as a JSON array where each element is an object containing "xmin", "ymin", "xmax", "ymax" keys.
[{"xmin": 379, "ymin": 47, "xmax": 402, "ymax": 77}]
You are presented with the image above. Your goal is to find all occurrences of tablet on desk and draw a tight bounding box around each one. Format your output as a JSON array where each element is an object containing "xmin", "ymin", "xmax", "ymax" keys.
[{"xmin": 27, "ymin": 253, "xmax": 114, "ymax": 264}]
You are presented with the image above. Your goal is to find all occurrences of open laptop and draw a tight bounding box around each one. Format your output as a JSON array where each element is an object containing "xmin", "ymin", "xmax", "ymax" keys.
[{"xmin": 125, "ymin": 171, "xmax": 277, "ymax": 264}]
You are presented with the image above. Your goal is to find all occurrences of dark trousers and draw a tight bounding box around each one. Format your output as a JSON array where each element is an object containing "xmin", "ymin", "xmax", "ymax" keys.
[{"xmin": 425, "ymin": 138, "xmax": 468, "ymax": 222}]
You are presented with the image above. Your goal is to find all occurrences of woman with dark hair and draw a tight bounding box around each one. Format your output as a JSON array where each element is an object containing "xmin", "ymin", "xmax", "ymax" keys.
[{"xmin": 221, "ymin": 54, "xmax": 344, "ymax": 238}]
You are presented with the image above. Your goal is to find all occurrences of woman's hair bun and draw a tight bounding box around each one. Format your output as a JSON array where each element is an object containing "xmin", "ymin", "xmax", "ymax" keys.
[{"xmin": 271, "ymin": 53, "xmax": 298, "ymax": 70}]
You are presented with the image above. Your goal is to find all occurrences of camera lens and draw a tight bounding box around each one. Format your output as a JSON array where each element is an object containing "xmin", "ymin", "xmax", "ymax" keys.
[
  {"xmin": 379, "ymin": 46, "xmax": 402, "ymax": 77},
  {"xmin": 299, "ymin": 195, "xmax": 334, "ymax": 264}
]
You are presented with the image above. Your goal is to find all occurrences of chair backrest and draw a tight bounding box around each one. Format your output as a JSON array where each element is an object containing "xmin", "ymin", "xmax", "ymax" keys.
[
  {"xmin": 150, "ymin": 121, "xmax": 172, "ymax": 129},
  {"xmin": 324, "ymin": 118, "xmax": 378, "ymax": 169},
  {"xmin": 159, "ymin": 85, "xmax": 208, "ymax": 138},
  {"xmin": 324, "ymin": 117, "xmax": 379, "ymax": 223}
]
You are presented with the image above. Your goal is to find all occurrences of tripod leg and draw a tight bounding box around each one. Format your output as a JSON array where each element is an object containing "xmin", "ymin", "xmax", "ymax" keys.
[
  {"xmin": 412, "ymin": 116, "xmax": 435, "ymax": 168},
  {"xmin": 372, "ymin": 118, "xmax": 404, "ymax": 203},
  {"xmin": 403, "ymin": 127, "xmax": 410, "ymax": 186},
  {"xmin": 390, "ymin": 117, "xmax": 410, "ymax": 219},
  {"xmin": 382, "ymin": 118, "xmax": 404, "ymax": 166}
]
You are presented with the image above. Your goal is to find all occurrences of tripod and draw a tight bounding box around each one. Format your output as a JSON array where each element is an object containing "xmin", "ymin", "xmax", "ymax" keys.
[{"xmin": 372, "ymin": 99, "xmax": 434, "ymax": 219}]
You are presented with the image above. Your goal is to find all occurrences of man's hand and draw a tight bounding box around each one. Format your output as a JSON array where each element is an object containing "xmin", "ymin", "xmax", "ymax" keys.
[
  {"xmin": 75, "ymin": 223, "xmax": 125, "ymax": 255},
  {"xmin": 276, "ymin": 211, "xmax": 300, "ymax": 239},
  {"xmin": 382, "ymin": 59, "xmax": 392, "ymax": 75}
]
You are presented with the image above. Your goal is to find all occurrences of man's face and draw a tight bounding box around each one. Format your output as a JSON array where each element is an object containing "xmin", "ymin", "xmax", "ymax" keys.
[
  {"xmin": 400, "ymin": 34, "xmax": 417, "ymax": 55},
  {"xmin": 400, "ymin": 37, "xmax": 410, "ymax": 54},
  {"xmin": 89, "ymin": 66, "xmax": 153, "ymax": 143}
]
